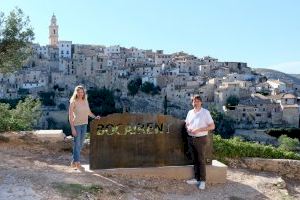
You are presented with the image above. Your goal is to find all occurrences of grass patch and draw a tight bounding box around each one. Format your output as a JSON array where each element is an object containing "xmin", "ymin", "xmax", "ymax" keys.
[
  {"xmin": 52, "ymin": 182, "xmax": 103, "ymax": 199},
  {"xmin": 213, "ymin": 135, "xmax": 300, "ymax": 163}
]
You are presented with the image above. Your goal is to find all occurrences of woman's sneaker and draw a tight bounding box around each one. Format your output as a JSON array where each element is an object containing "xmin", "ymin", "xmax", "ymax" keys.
[{"xmin": 186, "ymin": 179, "xmax": 199, "ymax": 185}]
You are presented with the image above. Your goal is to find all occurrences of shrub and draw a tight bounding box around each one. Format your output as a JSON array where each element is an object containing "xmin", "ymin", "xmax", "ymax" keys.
[
  {"xmin": 9, "ymin": 97, "xmax": 41, "ymax": 131},
  {"xmin": 127, "ymin": 78, "xmax": 142, "ymax": 96},
  {"xmin": 58, "ymin": 103, "xmax": 66, "ymax": 110},
  {"xmin": 209, "ymin": 106, "xmax": 235, "ymax": 138},
  {"xmin": 266, "ymin": 128, "xmax": 300, "ymax": 140},
  {"xmin": 87, "ymin": 87, "xmax": 121, "ymax": 116},
  {"xmin": 0, "ymin": 98, "xmax": 25, "ymax": 109},
  {"xmin": 0, "ymin": 97, "xmax": 41, "ymax": 132},
  {"xmin": 141, "ymin": 82, "xmax": 153, "ymax": 94},
  {"xmin": 140, "ymin": 82, "xmax": 161, "ymax": 95},
  {"xmin": 225, "ymin": 95, "xmax": 239, "ymax": 110},
  {"xmin": 278, "ymin": 135, "xmax": 300, "ymax": 151},
  {"xmin": 213, "ymin": 135, "xmax": 300, "ymax": 162},
  {"xmin": 38, "ymin": 91, "xmax": 55, "ymax": 106}
]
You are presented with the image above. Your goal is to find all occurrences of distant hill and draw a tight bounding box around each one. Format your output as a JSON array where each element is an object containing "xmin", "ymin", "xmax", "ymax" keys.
[
  {"xmin": 290, "ymin": 74, "xmax": 300, "ymax": 79},
  {"xmin": 253, "ymin": 68, "xmax": 300, "ymax": 85}
]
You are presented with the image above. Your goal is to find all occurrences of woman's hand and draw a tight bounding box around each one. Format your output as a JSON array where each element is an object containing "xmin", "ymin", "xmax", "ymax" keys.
[
  {"xmin": 95, "ymin": 116, "xmax": 101, "ymax": 120},
  {"xmin": 71, "ymin": 127, "xmax": 77, "ymax": 137}
]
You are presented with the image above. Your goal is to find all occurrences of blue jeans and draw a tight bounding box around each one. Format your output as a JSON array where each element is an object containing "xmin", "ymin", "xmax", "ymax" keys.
[{"xmin": 72, "ymin": 124, "xmax": 87, "ymax": 162}]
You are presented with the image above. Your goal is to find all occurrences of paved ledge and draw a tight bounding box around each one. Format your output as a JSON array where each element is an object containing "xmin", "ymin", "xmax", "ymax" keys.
[
  {"xmin": 87, "ymin": 160, "xmax": 227, "ymax": 184},
  {"xmin": 33, "ymin": 130, "xmax": 64, "ymax": 141}
]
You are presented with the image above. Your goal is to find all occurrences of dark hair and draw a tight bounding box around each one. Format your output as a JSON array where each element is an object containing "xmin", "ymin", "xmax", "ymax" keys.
[{"xmin": 192, "ymin": 95, "xmax": 202, "ymax": 102}]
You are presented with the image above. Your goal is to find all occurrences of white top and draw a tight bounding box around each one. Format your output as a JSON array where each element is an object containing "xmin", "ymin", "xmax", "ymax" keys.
[{"xmin": 185, "ymin": 108, "xmax": 214, "ymax": 137}]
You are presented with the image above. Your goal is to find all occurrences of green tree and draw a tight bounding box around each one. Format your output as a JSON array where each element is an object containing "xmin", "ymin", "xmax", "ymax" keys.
[
  {"xmin": 17, "ymin": 88, "xmax": 29, "ymax": 96},
  {"xmin": 0, "ymin": 8, "xmax": 34, "ymax": 73},
  {"xmin": 58, "ymin": 103, "xmax": 66, "ymax": 110},
  {"xmin": 141, "ymin": 81, "xmax": 154, "ymax": 94},
  {"xmin": 87, "ymin": 87, "xmax": 121, "ymax": 116},
  {"xmin": 38, "ymin": 91, "xmax": 55, "ymax": 106},
  {"xmin": 53, "ymin": 84, "xmax": 59, "ymax": 90},
  {"xmin": 163, "ymin": 95, "xmax": 168, "ymax": 115},
  {"xmin": 225, "ymin": 95, "xmax": 239, "ymax": 110},
  {"xmin": 127, "ymin": 78, "xmax": 142, "ymax": 96},
  {"xmin": 140, "ymin": 82, "xmax": 160, "ymax": 95},
  {"xmin": 209, "ymin": 106, "xmax": 235, "ymax": 138}
]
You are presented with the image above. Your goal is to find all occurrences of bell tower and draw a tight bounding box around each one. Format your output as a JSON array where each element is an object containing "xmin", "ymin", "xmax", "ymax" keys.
[{"xmin": 49, "ymin": 14, "xmax": 59, "ymax": 47}]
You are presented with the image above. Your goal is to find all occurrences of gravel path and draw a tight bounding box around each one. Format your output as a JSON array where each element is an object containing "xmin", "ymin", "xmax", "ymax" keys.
[{"xmin": 0, "ymin": 134, "xmax": 299, "ymax": 200}]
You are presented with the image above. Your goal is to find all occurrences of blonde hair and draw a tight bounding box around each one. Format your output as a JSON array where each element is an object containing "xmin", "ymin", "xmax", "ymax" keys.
[{"xmin": 70, "ymin": 85, "xmax": 87, "ymax": 103}]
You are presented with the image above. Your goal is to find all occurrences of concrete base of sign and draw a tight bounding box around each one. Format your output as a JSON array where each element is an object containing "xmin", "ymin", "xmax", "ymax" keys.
[
  {"xmin": 33, "ymin": 130, "xmax": 64, "ymax": 141},
  {"xmin": 88, "ymin": 160, "xmax": 227, "ymax": 184}
]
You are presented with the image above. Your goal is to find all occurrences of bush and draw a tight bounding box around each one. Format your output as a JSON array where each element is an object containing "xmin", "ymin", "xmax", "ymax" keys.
[
  {"xmin": 127, "ymin": 78, "xmax": 142, "ymax": 96},
  {"xmin": 278, "ymin": 135, "xmax": 300, "ymax": 151},
  {"xmin": 140, "ymin": 82, "xmax": 161, "ymax": 95},
  {"xmin": 17, "ymin": 88, "xmax": 30, "ymax": 96},
  {"xmin": 9, "ymin": 97, "xmax": 41, "ymax": 131},
  {"xmin": 87, "ymin": 87, "xmax": 121, "ymax": 116},
  {"xmin": 58, "ymin": 87, "xmax": 65, "ymax": 92},
  {"xmin": 38, "ymin": 91, "xmax": 55, "ymax": 106},
  {"xmin": 0, "ymin": 97, "xmax": 41, "ymax": 132},
  {"xmin": 225, "ymin": 95, "xmax": 239, "ymax": 110},
  {"xmin": 141, "ymin": 82, "xmax": 154, "ymax": 94},
  {"xmin": 0, "ymin": 98, "xmax": 25, "ymax": 109},
  {"xmin": 209, "ymin": 106, "xmax": 235, "ymax": 138},
  {"xmin": 58, "ymin": 103, "xmax": 66, "ymax": 110},
  {"xmin": 213, "ymin": 135, "xmax": 300, "ymax": 162},
  {"xmin": 266, "ymin": 128, "xmax": 300, "ymax": 140},
  {"xmin": 0, "ymin": 103, "xmax": 12, "ymax": 131}
]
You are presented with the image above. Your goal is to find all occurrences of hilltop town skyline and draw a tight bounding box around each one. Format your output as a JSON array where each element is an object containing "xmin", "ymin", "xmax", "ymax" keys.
[{"xmin": 2, "ymin": 0, "xmax": 300, "ymax": 74}]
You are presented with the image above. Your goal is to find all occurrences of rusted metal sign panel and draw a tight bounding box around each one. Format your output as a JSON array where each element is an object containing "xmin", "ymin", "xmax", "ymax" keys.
[{"xmin": 90, "ymin": 113, "xmax": 212, "ymax": 169}]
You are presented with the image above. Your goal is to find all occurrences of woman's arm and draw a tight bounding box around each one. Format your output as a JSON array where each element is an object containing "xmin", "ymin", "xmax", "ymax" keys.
[
  {"xmin": 69, "ymin": 102, "xmax": 77, "ymax": 136},
  {"xmin": 87, "ymin": 102, "xmax": 100, "ymax": 119},
  {"xmin": 191, "ymin": 122, "xmax": 215, "ymax": 134}
]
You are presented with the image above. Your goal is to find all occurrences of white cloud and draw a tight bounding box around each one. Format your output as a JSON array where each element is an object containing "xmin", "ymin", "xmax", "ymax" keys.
[{"xmin": 263, "ymin": 61, "xmax": 300, "ymax": 74}]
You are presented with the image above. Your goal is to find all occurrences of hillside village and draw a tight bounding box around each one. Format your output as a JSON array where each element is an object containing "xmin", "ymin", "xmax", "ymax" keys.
[{"xmin": 0, "ymin": 14, "xmax": 299, "ymax": 130}]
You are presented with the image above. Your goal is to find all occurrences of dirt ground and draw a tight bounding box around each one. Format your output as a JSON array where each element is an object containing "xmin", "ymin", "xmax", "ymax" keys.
[{"xmin": 0, "ymin": 133, "xmax": 299, "ymax": 200}]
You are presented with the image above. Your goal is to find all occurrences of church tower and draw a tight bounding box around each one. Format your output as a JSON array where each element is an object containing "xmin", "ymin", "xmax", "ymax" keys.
[{"xmin": 49, "ymin": 14, "xmax": 59, "ymax": 47}]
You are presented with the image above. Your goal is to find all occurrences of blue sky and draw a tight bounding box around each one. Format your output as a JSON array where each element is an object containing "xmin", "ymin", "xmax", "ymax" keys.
[{"xmin": 1, "ymin": 0, "xmax": 300, "ymax": 73}]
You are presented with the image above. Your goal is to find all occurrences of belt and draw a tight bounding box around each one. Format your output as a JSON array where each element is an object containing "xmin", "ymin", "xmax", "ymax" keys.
[{"xmin": 188, "ymin": 135, "xmax": 207, "ymax": 139}]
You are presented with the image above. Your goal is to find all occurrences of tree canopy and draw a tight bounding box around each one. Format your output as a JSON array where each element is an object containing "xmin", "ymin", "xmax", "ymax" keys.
[
  {"xmin": 225, "ymin": 95, "xmax": 240, "ymax": 110},
  {"xmin": 0, "ymin": 8, "xmax": 34, "ymax": 73}
]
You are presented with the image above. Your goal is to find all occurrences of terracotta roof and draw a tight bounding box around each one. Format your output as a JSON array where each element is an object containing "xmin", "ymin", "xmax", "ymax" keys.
[{"xmin": 282, "ymin": 93, "xmax": 296, "ymax": 99}]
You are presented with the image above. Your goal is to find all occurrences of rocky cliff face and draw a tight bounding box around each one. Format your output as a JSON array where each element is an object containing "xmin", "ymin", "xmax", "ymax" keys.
[
  {"xmin": 254, "ymin": 68, "xmax": 300, "ymax": 84},
  {"xmin": 118, "ymin": 94, "xmax": 191, "ymax": 119}
]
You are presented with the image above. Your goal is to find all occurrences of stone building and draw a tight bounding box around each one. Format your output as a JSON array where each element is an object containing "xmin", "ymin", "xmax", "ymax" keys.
[{"xmin": 280, "ymin": 93, "xmax": 299, "ymax": 128}]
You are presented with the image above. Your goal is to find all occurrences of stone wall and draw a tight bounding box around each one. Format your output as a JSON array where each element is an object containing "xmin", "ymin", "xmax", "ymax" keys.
[{"xmin": 238, "ymin": 158, "xmax": 300, "ymax": 180}]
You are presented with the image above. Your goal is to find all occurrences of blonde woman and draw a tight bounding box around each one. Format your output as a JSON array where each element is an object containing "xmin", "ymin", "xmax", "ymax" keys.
[{"xmin": 69, "ymin": 85, "xmax": 100, "ymax": 169}]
